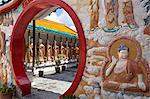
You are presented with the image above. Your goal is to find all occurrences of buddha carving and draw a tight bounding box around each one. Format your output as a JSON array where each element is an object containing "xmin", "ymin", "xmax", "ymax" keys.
[
  {"xmin": 122, "ymin": 0, "xmax": 138, "ymax": 28},
  {"xmin": 105, "ymin": 0, "xmax": 137, "ymax": 29},
  {"xmin": 105, "ymin": 0, "xmax": 119, "ymax": 30},
  {"xmin": 89, "ymin": 0, "xmax": 99, "ymax": 30},
  {"xmin": 102, "ymin": 37, "xmax": 150, "ymax": 95}
]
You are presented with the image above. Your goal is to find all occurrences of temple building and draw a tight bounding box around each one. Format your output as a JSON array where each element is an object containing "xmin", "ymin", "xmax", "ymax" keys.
[{"xmin": 24, "ymin": 19, "xmax": 79, "ymax": 74}]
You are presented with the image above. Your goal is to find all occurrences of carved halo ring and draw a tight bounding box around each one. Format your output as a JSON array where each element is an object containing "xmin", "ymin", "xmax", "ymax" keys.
[{"xmin": 107, "ymin": 36, "xmax": 142, "ymax": 61}]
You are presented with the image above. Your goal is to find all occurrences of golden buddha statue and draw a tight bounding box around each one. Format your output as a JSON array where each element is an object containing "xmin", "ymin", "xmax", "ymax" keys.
[{"xmin": 102, "ymin": 43, "xmax": 148, "ymax": 94}]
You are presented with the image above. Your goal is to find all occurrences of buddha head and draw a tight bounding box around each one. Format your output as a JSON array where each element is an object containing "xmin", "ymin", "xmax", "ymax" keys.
[{"xmin": 118, "ymin": 44, "xmax": 129, "ymax": 59}]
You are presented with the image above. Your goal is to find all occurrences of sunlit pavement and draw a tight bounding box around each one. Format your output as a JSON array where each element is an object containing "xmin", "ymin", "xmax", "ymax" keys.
[{"xmin": 13, "ymin": 67, "xmax": 77, "ymax": 99}]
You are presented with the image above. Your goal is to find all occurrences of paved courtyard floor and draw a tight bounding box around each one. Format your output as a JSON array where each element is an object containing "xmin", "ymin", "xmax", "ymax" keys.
[{"xmin": 13, "ymin": 67, "xmax": 77, "ymax": 99}]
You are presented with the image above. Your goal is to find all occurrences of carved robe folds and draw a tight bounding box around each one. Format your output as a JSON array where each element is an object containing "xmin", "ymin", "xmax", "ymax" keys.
[
  {"xmin": 103, "ymin": 60, "xmax": 147, "ymax": 92},
  {"xmin": 122, "ymin": 0, "xmax": 137, "ymax": 26},
  {"xmin": 105, "ymin": 0, "xmax": 119, "ymax": 29},
  {"xmin": 89, "ymin": 0, "xmax": 99, "ymax": 30}
]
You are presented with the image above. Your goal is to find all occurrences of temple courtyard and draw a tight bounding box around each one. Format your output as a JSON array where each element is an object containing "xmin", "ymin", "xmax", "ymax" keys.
[{"xmin": 13, "ymin": 67, "xmax": 77, "ymax": 99}]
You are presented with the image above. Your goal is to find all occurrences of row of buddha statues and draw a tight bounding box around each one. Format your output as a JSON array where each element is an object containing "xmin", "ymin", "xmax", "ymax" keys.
[
  {"xmin": 24, "ymin": 38, "xmax": 79, "ymax": 64},
  {"xmin": 89, "ymin": 0, "xmax": 138, "ymax": 30}
]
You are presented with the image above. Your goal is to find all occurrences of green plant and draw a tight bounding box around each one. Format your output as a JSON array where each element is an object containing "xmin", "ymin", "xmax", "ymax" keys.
[{"xmin": 0, "ymin": 84, "xmax": 16, "ymax": 95}]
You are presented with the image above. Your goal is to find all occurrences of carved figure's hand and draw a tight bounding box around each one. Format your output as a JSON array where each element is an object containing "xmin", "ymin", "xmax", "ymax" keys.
[
  {"xmin": 111, "ymin": 56, "xmax": 117, "ymax": 65},
  {"xmin": 138, "ymin": 82, "xmax": 146, "ymax": 91},
  {"xmin": 119, "ymin": 83, "xmax": 128, "ymax": 89}
]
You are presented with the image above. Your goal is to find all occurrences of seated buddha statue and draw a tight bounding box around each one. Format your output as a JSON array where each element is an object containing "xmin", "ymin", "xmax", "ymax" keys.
[{"xmin": 103, "ymin": 44, "xmax": 147, "ymax": 92}]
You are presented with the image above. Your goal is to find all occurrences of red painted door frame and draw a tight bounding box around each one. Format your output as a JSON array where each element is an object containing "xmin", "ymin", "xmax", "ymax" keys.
[{"xmin": 10, "ymin": 0, "xmax": 86, "ymax": 97}]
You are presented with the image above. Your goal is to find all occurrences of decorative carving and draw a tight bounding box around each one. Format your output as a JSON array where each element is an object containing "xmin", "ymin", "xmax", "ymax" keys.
[
  {"xmin": 105, "ymin": 0, "xmax": 137, "ymax": 29},
  {"xmin": 144, "ymin": 23, "xmax": 150, "ymax": 35},
  {"xmin": 105, "ymin": 0, "xmax": 119, "ymax": 30},
  {"xmin": 1, "ymin": 12, "xmax": 14, "ymax": 27},
  {"xmin": 0, "ymin": 15, "xmax": 4, "ymax": 25},
  {"xmin": 87, "ymin": 39, "xmax": 101, "ymax": 50},
  {"xmin": 89, "ymin": 0, "xmax": 99, "ymax": 30},
  {"xmin": 122, "ymin": 0, "xmax": 138, "ymax": 28},
  {"xmin": 102, "ymin": 37, "xmax": 150, "ymax": 95}
]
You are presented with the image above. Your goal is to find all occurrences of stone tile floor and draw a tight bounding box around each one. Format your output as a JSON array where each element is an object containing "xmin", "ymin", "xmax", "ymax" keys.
[{"xmin": 13, "ymin": 67, "xmax": 77, "ymax": 99}]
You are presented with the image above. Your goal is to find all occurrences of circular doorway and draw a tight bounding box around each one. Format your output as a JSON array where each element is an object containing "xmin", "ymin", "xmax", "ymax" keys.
[{"xmin": 10, "ymin": 0, "xmax": 86, "ymax": 97}]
